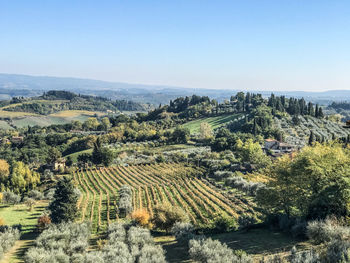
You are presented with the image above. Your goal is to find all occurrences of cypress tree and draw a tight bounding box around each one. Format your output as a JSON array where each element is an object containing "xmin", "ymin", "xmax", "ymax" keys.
[
  {"xmin": 318, "ymin": 107, "xmax": 324, "ymax": 118},
  {"xmin": 309, "ymin": 131, "xmax": 315, "ymax": 145},
  {"xmin": 253, "ymin": 118, "xmax": 258, "ymax": 135},
  {"xmin": 48, "ymin": 177, "xmax": 78, "ymax": 223},
  {"xmin": 308, "ymin": 102, "xmax": 315, "ymax": 116}
]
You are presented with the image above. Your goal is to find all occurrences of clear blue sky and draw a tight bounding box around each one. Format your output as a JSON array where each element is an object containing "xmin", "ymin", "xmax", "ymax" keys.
[{"xmin": 0, "ymin": 0, "xmax": 349, "ymax": 91}]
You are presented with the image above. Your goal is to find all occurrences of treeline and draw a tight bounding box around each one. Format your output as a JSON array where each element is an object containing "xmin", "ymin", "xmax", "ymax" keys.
[
  {"xmin": 3, "ymin": 90, "xmax": 148, "ymax": 114},
  {"xmin": 141, "ymin": 92, "xmax": 324, "ymax": 124},
  {"xmin": 329, "ymin": 101, "xmax": 350, "ymax": 111}
]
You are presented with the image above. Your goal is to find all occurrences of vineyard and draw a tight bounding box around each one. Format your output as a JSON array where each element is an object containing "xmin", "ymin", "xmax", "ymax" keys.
[{"xmin": 73, "ymin": 163, "xmax": 257, "ymax": 231}]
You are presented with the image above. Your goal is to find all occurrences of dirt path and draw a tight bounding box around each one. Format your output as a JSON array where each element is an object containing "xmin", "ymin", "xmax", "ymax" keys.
[{"xmin": 1, "ymin": 232, "xmax": 37, "ymax": 263}]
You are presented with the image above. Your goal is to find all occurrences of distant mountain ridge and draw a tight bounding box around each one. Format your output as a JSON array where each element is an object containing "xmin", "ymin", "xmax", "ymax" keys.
[{"xmin": 0, "ymin": 73, "xmax": 350, "ymax": 105}]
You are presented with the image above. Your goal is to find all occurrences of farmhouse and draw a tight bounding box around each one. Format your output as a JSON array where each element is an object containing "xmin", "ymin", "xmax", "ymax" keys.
[
  {"xmin": 264, "ymin": 139, "xmax": 294, "ymax": 154},
  {"xmin": 11, "ymin": 136, "xmax": 24, "ymax": 144},
  {"xmin": 52, "ymin": 158, "xmax": 66, "ymax": 171}
]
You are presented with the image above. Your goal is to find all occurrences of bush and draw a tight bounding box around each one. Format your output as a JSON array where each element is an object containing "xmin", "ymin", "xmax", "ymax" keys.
[
  {"xmin": 131, "ymin": 209, "xmax": 151, "ymax": 228},
  {"xmin": 324, "ymin": 239, "xmax": 350, "ymax": 263},
  {"xmin": 238, "ymin": 215, "xmax": 257, "ymax": 230},
  {"xmin": 291, "ymin": 220, "xmax": 307, "ymax": 239},
  {"xmin": 25, "ymin": 198, "xmax": 36, "ymax": 211},
  {"xmin": 2, "ymin": 191, "xmax": 21, "ymax": 204},
  {"xmin": 28, "ymin": 190, "xmax": 44, "ymax": 200},
  {"xmin": 138, "ymin": 244, "xmax": 166, "ymax": 263},
  {"xmin": 104, "ymin": 224, "xmax": 166, "ymax": 262},
  {"xmin": 25, "ymin": 222, "xmax": 91, "ymax": 262},
  {"xmin": 118, "ymin": 185, "xmax": 133, "ymax": 217},
  {"xmin": 25, "ymin": 222, "xmax": 166, "ymax": 262},
  {"xmin": 152, "ymin": 203, "xmax": 188, "ymax": 232},
  {"xmin": 289, "ymin": 246, "xmax": 320, "ymax": 263},
  {"xmin": 189, "ymin": 238, "xmax": 252, "ymax": 263},
  {"xmin": 212, "ymin": 214, "xmax": 238, "ymax": 233},
  {"xmin": 225, "ymin": 177, "xmax": 265, "ymax": 196},
  {"xmin": 213, "ymin": 171, "xmax": 234, "ymax": 180},
  {"xmin": 306, "ymin": 218, "xmax": 350, "ymax": 244},
  {"xmin": 0, "ymin": 227, "xmax": 20, "ymax": 260},
  {"xmin": 107, "ymin": 223, "xmax": 127, "ymax": 242},
  {"xmin": 37, "ymin": 214, "xmax": 51, "ymax": 232},
  {"xmin": 171, "ymin": 222, "xmax": 194, "ymax": 240}
]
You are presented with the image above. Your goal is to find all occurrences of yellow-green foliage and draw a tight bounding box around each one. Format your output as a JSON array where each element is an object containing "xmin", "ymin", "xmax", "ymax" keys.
[
  {"xmin": 10, "ymin": 161, "xmax": 40, "ymax": 194},
  {"xmin": 0, "ymin": 159, "xmax": 10, "ymax": 181},
  {"xmin": 236, "ymin": 138, "xmax": 271, "ymax": 168},
  {"xmin": 258, "ymin": 143, "xmax": 350, "ymax": 218}
]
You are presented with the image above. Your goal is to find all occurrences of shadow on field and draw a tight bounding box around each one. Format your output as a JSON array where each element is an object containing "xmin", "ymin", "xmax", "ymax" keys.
[
  {"xmin": 156, "ymin": 228, "xmax": 310, "ymax": 262},
  {"xmin": 13, "ymin": 232, "xmax": 39, "ymax": 261}
]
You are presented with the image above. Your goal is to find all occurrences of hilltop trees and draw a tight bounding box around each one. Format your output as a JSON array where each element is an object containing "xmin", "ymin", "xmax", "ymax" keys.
[{"xmin": 48, "ymin": 177, "xmax": 78, "ymax": 223}]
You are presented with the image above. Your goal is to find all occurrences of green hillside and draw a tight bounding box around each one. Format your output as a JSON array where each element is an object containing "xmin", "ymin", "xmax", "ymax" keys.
[{"xmin": 182, "ymin": 114, "xmax": 244, "ymax": 133}]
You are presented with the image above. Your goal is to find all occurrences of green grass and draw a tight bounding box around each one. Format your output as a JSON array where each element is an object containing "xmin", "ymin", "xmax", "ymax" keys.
[
  {"xmin": 156, "ymin": 228, "xmax": 311, "ymax": 262},
  {"xmin": 11, "ymin": 114, "xmax": 103, "ymax": 128},
  {"xmin": 0, "ymin": 120, "xmax": 13, "ymax": 130},
  {"xmin": 65, "ymin": 149, "xmax": 93, "ymax": 162},
  {"xmin": 0, "ymin": 201, "xmax": 48, "ymax": 233},
  {"xmin": 182, "ymin": 114, "xmax": 243, "ymax": 134}
]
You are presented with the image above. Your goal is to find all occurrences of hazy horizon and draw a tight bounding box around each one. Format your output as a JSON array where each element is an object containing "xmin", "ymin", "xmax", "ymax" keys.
[{"xmin": 1, "ymin": 1, "xmax": 349, "ymax": 92}]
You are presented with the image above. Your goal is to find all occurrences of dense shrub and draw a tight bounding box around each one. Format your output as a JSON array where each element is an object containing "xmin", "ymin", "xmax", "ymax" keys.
[
  {"xmin": 25, "ymin": 222, "xmax": 91, "ymax": 262},
  {"xmin": 104, "ymin": 223, "xmax": 166, "ymax": 263},
  {"xmin": 289, "ymin": 246, "xmax": 320, "ymax": 263},
  {"xmin": 37, "ymin": 214, "xmax": 52, "ymax": 232},
  {"xmin": 306, "ymin": 218, "xmax": 350, "ymax": 244},
  {"xmin": 0, "ymin": 227, "xmax": 20, "ymax": 260},
  {"xmin": 28, "ymin": 190, "xmax": 44, "ymax": 200},
  {"xmin": 212, "ymin": 215, "xmax": 238, "ymax": 233},
  {"xmin": 189, "ymin": 238, "xmax": 252, "ymax": 263},
  {"xmin": 213, "ymin": 171, "xmax": 234, "ymax": 180},
  {"xmin": 225, "ymin": 176, "xmax": 265, "ymax": 196},
  {"xmin": 238, "ymin": 215, "xmax": 257, "ymax": 230},
  {"xmin": 324, "ymin": 239, "xmax": 350, "ymax": 263},
  {"xmin": 118, "ymin": 185, "xmax": 133, "ymax": 217},
  {"xmin": 1, "ymin": 191, "xmax": 21, "ymax": 204},
  {"xmin": 131, "ymin": 209, "xmax": 151, "ymax": 228},
  {"xmin": 171, "ymin": 222, "xmax": 194, "ymax": 240},
  {"xmin": 152, "ymin": 203, "xmax": 188, "ymax": 232}
]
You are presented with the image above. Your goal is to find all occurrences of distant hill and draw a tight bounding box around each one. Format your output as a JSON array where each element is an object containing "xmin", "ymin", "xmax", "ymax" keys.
[
  {"xmin": 1, "ymin": 73, "xmax": 350, "ymax": 105},
  {"xmin": 0, "ymin": 90, "xmax": 149, "ymax": 115}
]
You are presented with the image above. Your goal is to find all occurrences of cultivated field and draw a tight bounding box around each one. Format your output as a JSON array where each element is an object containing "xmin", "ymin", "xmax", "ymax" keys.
[
  {"xmin": 0, "ymin": 110, "xmax": 107, "ymax": 129},
  {"xmin": 73, "ymin": 163, "xmax": 256, "ymax": 231},
  {"xmin": 182, "ymin": 114, "xmax": 244, "ymax": 133}
]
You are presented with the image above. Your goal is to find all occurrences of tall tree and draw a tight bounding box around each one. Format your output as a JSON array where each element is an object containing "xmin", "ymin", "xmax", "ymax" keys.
[
  {"xmin": 92, "ymin": 138, "xmax": 114, "ymax": 166},
  {"xmin": 309, "ymin": 131, "xmax": 315, "ymax": 145},
  {"xmin": 48, "ymin": 177, "xmax": 78, "ymax": 223},
  {"xmin": 199, "ymin": 122, "xmax": 213, "ymax": 139},
  {"xmin": 318, "ymin": 107, "xmax": 324, "ymax": 118}
]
